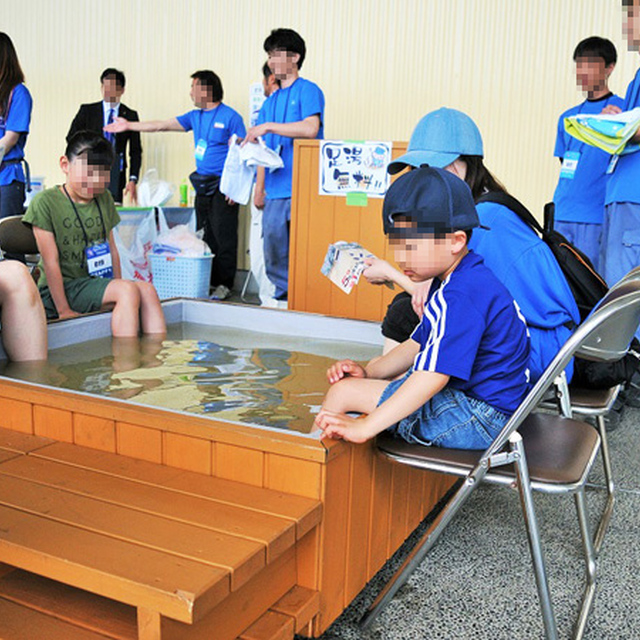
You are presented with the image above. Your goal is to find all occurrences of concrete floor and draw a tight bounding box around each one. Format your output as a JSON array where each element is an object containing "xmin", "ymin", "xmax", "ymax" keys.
[{"xmin": 313, "ymin": 404, "xmax": 640, "ymax": 640}]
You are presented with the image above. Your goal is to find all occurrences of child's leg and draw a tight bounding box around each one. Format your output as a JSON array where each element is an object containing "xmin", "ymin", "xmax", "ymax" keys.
[
  {"xmin": 102, "ymin": 279, "xmax": 142, "ymax": 337},
  {"xmin": 133, "ymin": 281, "xmax": 166, "ymax": 335},
  {"xmin": 322, "ymin": 377, "xmax": 388, "ymax": 415},
  {"xmin": 0, "ymin": 261, "xmax": 47, "ymax": 361}
]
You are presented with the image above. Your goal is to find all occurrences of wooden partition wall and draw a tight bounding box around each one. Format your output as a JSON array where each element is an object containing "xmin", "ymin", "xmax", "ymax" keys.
[{"xmin": 289, "ymin": 140, "xmax": 408, "ymax": 322}]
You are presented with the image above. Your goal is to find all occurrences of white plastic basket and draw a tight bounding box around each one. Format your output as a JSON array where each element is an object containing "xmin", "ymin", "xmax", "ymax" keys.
[{"xmin": 149, "ymin": 254, "xmax": 212, "ymax": 299}]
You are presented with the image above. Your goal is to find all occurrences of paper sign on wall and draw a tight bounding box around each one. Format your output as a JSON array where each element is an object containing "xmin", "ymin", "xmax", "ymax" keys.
[
  {"xmin": 319, "ymin": 141, "xmax": 392, "ymax": 198},
  {"xmin": 249, "ymin": 82, "xmax": 266, "ymax": 128}
]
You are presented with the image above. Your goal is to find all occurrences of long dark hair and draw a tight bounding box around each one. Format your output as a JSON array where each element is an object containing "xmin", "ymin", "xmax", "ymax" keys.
[
  {"xmin": 460, "ymin": 155, "xmax": 509, "ymax": 201},
  {"xmin": 0, "ymin": 33, "xmax": 24, "ymax": 117}
]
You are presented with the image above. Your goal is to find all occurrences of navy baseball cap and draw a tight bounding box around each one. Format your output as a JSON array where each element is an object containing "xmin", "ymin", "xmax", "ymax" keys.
[
  {"xmin": 383, "ymin": 167, "xmax": 483, "ymax": 237},
  {"xmin": 387, "ymin": 107, "xmax": 484, "ymax": 175}
]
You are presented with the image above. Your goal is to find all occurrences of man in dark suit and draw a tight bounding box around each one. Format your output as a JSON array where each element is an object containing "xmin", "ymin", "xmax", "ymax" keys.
[{"xmin": 67, "ymin": 68, "xmax": 142, "ymax": 204}]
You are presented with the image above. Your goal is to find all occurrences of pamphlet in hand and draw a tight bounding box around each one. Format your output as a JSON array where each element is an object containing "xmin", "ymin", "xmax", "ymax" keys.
[
  {"xmin": 321, "ymin": 241, "xmax": 393, "ymax": 294},
  {"xmin": 565, "ymin": 107, "xmax": 640, "ymax": 155}
]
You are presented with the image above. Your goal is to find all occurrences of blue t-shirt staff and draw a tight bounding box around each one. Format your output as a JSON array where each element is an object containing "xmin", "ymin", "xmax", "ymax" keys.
[
  {"xmin": 0, "ymin": 82, "xmax": 32, "ymax": 220},
  {"xmin": 599, "ymin": 6, "xmax": 640, "ymax": 296},
  {"xmin": 553, "ymin": 93, "xmax": 622, "ymax": 268},
  {"xmin": 601, "ymin": 66, "xmax": 640, "ymax": 291},
  {"xmin": 176, "ymin": 104, "xmax": 245, "ymax": 177},
  {"xmin": 245, "ymin": 28, "xmax": 325, "ymax": 303},
  {"xmin": 105, "ymin": 70, "xmax": 246, "ymax": 300},
  {"xmin": 553, "ymin": 37, "xmax": 623, "ymax": 272}
]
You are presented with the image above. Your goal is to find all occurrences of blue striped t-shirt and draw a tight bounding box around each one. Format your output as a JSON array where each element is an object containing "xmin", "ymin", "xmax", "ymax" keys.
[{"xmin": 411, "ymin": 251, "xmax": 531, "ymax": 415}]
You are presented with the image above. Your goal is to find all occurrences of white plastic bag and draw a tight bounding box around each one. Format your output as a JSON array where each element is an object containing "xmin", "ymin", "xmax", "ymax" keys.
[
  {"xmin": 220, "ymin": 135, "xmax": 256, "ymax": 205},
  {"xmin": 240, "ymin": 137, "xmax": 284, "ymax": 170},
  {"xmin": 137, "ymin": 169, "xmax": 175, "ymax": 207},
  {"xmin": 153, "ymin": 224, "xmax": 211, "ymax": 257},
  {"xmin": 113, "ymin": 208, "xmax": 159, "ymax": 282},
  {"xmin": 160, "ymin": 206, "xmax": 197, "ymax": 233}
]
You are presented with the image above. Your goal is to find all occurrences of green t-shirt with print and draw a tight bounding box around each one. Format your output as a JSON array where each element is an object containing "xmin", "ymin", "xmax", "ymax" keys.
[{"xmin": 23, "ymin": 186, "xmax": 121, "ymax": 288}]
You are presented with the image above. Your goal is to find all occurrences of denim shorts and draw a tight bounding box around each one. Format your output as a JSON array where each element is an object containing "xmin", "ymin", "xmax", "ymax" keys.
[{"xmin": 378, "ymin": 372, "xmax": 509, "ymax": 450}]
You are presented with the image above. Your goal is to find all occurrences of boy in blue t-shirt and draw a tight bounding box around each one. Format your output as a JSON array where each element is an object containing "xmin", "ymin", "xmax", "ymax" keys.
[
  {"xmin": 245, "ymin": 29, "xmax": 325, "ymax": 303},
  {"xmin": 105, "ymin": 70, "xmax": 246, "ymax": 300},
  {"xmin": 553, "ymin": 37, "xmax": 623, "ymax": 271},
  {"xmin": 315, "ymin": 167, "xmax": 530, "ymax": 450},
  {"xmin": 599, "ymin": 0, "xmax": 640, "ymax": 288}
]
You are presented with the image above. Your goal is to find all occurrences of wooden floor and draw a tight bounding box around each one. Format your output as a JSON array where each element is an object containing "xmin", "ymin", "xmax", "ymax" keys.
[{"xmin": 0, "ymin": 428, "xmax": 322, "ymax": 639}]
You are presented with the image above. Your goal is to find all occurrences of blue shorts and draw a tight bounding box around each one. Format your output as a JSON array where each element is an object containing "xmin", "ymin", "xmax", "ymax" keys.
[{"xmin": 379, "ymin": 372, "xmax": 509, "ymax": 450}]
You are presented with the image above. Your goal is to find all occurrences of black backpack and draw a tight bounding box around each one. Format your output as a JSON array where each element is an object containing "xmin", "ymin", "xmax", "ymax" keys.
[{"xmin": 477, "ymin": 192, "xmax": 640, "ymax": 389}]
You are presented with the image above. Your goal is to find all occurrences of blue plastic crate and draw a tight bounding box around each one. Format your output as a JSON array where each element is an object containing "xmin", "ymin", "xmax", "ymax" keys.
[{"xmin": 149, "ymin": 254, "xmax": 212, "ymax": 299}]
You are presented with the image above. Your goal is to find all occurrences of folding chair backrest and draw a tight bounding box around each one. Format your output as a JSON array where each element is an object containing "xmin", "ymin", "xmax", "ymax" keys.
[
  {"xmin": 488, "ymin": 280, "xmax": 640, "ymax": 457},
  {"xmin": 611, "ymin": 266, "xmax": 640, "ymax": 289},
  {"xmin": 578, "ymin": 281, "xmax": 640, "ymax": 362},
  {"xmin": 0, "ymin": 215, "xmax": 38, "ymax": 255}
]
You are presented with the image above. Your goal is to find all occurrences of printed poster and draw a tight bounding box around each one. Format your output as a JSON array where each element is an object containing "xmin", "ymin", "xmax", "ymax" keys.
[{"xmin": 319, "ymin": 141, "xmax": 392, "ymax": 198}]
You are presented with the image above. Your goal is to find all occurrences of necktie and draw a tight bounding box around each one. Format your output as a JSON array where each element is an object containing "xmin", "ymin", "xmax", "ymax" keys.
[{"xmin": 106, "ymin": 108, "xmax": 115, "ymax": 145}]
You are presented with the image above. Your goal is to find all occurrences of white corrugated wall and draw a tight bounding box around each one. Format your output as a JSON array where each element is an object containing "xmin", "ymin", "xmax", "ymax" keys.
[{"xmin": 4, "ymin": 0, "xmax": 637, "ymax": 263}]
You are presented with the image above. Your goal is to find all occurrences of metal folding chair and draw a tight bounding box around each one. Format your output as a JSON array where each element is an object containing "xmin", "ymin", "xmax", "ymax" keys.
[
  {"xmin": 549, "ymin": 266, "xmax": 640, "ymax": 552},
  {"xmin": 0, "ymin": 214, "xmax": 39, "ymax": 269},
  {"xmin": 361, "ymin": 281, "xmax": 640, "ymax": 640}
]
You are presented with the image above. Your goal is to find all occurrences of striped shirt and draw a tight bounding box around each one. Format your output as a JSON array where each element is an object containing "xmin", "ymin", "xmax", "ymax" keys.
[{"xmin": 411, "ymin": 251, "xmax": 530, "ymax": 415}]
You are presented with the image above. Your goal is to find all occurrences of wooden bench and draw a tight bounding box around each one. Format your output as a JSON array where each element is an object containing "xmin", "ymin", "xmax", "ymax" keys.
[{"xmin": 0, "ymin": 428, "xmax": 322, "ymax": 639}]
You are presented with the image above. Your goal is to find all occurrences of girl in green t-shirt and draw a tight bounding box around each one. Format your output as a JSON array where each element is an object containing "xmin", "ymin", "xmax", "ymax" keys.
[{"xmin": 23, "ymin": 132, "xmax": 166, "ymax": 338}]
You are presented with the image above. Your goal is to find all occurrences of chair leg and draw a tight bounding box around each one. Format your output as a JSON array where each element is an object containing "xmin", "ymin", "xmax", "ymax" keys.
[
  {"xmin": 511, "ymin": 433, "xmax": 559, "ymax": 640},
  {"xmin": 593, "ymin": 415, "xmax": 615, "ymax": 554},
  {"xmin": 572, "ymin": 488, "xmax": 598, "ymax": 640},
  {"xmin": 240, "ymin": 269, "xmax": 253, "ymax": 302},
  {"xmin": 360, "ymin": 473, "xmax": 480, "ymax": 630}
]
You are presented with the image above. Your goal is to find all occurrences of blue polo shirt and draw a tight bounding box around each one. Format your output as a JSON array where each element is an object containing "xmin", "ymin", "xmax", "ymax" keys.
[
  {"xmin": 257, "ymin": 77, "xmax": 325, "ymax": 200},
  {"xmin": 605, "ymin": 67, "xmax": 640, "ymax": 206},
  {"xmin": 176, "ymin": 103, "xmax": 246, "ymax": 177},
  {"xmin": 0, "ymin": 83, "xmax": 32, "ymax": 186},
  {"xmin": 410, "ymin": 251, "xmax": 530, "ymax": 415},
  {"xmin": 554, "ymin": 93, "xmax": 623, "ymax": 223}
]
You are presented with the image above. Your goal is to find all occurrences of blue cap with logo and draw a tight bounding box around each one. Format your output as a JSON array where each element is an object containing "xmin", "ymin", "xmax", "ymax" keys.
[
  {"xmin": 383, "ymin": 166, "xmax": 483, "ymax": 237},
  {"xmin": 387, "ymin": 107, "xmax": 484, "ymax": 175}
]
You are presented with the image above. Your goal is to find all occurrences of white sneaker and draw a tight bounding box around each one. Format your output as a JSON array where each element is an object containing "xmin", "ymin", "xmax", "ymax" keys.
[{"xmin": 210, "ymin": 285, "xmax": 231, "ymax": 300}]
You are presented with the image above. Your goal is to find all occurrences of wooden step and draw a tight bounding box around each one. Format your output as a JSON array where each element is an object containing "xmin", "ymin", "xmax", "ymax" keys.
[
  {"xmin": 32, "ymin": 441, "xmax": 323, "ymax": 539},
  {"xmin": 0, "ymin": 473, "xmax": 265, "ymax": 591},
  {"xmin": 0, "ymin": 501, "xmax": 227, "ymax": 624},
  {"xmin": 0, "ymin": 434, "xmax": 323, "ymax": 639},
  {"xmin": 0, "ymin": 454, "xmax": 296, "ymax": 564},
  {"xmin": 238, "ymin": 611, "xmax": 294, "ymax": 640},
  {"xmin": 0, "ymin": 427, "xmax": 54, "ymax": 455},
  {"xmin": 0, "ymin": 568, "xmax": 136, "ymax": 639},
  {"xmin": 0, "ymin": 593, "xmax": 116, "ymax": 640},
  {"xmin": 270, "ymin": 585, "xmax": 320, "ymax": 634},
  {"xmin": 236, "ymin": 586, "xmax": 320, "ymax": 640}
]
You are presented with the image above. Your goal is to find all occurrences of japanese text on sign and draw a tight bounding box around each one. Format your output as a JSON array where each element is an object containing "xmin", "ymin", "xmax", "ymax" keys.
[{"xmin": 319, "ymin": 141, "xmax": 392, "ymax": 198}]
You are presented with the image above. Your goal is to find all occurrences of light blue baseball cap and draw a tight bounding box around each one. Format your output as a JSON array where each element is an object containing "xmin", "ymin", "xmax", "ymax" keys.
[{"xmin": 387, "ymin": 107, "xmax": 484, "ymax": 175}]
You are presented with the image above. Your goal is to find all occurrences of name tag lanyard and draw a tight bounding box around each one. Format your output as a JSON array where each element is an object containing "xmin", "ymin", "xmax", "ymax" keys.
[
  {"xmin": 196, "ymin": 104, "xmax": 222, "ymax": 158},
  {"xmin": 272, "ymin": 80, "xmax": 297, "ymax": 158},
  {"xmin": 62, "ymin": 184, "xmax": 108, "ymax": 268}
]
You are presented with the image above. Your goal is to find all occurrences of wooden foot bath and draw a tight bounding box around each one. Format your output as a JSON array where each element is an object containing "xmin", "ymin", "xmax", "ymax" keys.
[{"xmin": 0, "ymin": 300, "xmax": 455, "ymax": 638}]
